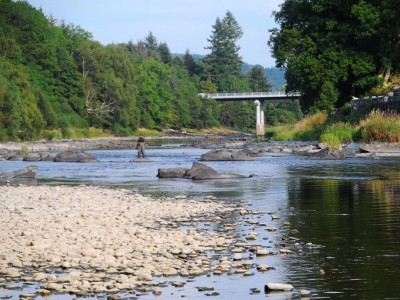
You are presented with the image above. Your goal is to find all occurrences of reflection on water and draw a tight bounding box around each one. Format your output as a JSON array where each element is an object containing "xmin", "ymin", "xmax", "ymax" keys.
[
  {"xmin": 286, "ymin": 178, "xmax": 400, "ymax": 299},
  {"xmin": 1, "ymin": 147, "xmax": 400, "ymax": 299}
]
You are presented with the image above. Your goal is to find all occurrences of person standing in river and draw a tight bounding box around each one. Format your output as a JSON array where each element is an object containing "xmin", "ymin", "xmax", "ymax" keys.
[{"xmin": 136, "ymin": 135, "xmax": 146, "ymax": 158}]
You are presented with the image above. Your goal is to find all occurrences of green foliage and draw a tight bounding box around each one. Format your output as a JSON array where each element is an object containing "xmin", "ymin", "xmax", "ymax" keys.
[
  {"xmin": 246, "ymin": 65, "xmax": 272, "ymax": 92},
  {"xmin": 265, "ymin": 100, "xmax": 303, "ymax": 126},
  {"xmin": 269, "ymin": 0, "xmax": 400, "ymax": 111},
  {"xmin": 310, "ymin": 81, "xmax": 339, "ymax": 113},
  {"xmin": 0, "ymin": 1, "xmax": 305, "ymax": 141},
  {"xmin": 204, "ymin": 11, "xmax": 243, "ymax": 90},
  {"xmin": 320, "ymin": 122, "xmax": 356, "ymax": 149}
]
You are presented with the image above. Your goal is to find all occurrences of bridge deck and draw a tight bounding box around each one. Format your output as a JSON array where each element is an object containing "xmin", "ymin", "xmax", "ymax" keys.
[{"xmin": 200, "ymin": 92, "xmax": 300, "ymax": 101}]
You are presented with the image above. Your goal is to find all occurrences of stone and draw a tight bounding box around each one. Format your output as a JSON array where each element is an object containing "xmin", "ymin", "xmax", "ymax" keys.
[
  {"xmin": 200, "ymin": 149, "xmax": 255, "ymax": 161},
  {"xmin": 360, "ymin": 143, "xmax": 400, "ymax": 156},
  {"xmin": 0, "ymin": 166, "xmax": 37, "ymax": 179},
  {"xmin": 256, "ymin": 264, "xmax": 270, "ymax": 272},
  {"xmin": 264, "ymin": 283, "xmax": 294, "ymax": 292},
  {"xmin": 256, "ymin": 249, "xmax": 269, "ymax": 256},
  {"xmin": 135, "ymin": 270, "xmax": 153, "ymax": 281},
  {"xmin": 280, "ymin": 248, "xmax": 293, "ymax": 254},
  {"xmin": 157, "ymin": 167, "xmax": 189, "ymax": 178},
  {"xmin": 160, "ymin": 162, "xmax": 248, "ymax": 180},
  {"xmin": 301, "ymin": 289, "xmax": 311, "ymax": 297},
  {"xmin": 53, "ymin": 150, "xmax": 99, "ymax": 163},
  {"xmin": 233, "ymin": 253, "xmax": 242, "ymax": 261}
]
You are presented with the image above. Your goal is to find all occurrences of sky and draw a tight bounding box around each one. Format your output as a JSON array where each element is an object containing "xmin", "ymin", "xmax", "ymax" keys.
[{"xmin": 27, "ymin": 0, "xmax": 284, "ymax": 67}]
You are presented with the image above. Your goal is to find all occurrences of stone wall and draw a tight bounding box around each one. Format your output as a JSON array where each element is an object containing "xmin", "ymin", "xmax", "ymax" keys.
[{"xmin": 351, "ymin": 89, "xmax": 400, "ymax": 113}]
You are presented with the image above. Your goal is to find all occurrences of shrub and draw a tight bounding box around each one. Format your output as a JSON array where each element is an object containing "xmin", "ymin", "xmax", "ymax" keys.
[
  {"xmin": 320, "ymin": 122, "xmax": 355, "ymax": 149},
  {"xmin": 20, "ymin": 145, "xmax": 29, "ymax": 154},
  {"xmin": 359, "ymin": 110, "xmax": 400, "ymax": 142}
]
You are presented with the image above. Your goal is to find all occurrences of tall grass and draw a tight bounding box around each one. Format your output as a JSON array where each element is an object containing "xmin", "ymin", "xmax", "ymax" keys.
[
  {"xmin": 270, "ymin": 111, "xmax": 328, "ymax": 141},
  {"xmin": 320, "ymin": 122, "xmax": 356, "ymax": 149},
  {"xmin": 359, "ymin": 110, "xmax": 400, "ymax": 143}
]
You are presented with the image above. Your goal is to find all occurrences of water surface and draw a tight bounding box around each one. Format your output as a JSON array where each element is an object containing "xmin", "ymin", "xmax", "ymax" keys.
[{"xmin": 1, "ymin": 145, "xmax": 400, "ymax": 299}]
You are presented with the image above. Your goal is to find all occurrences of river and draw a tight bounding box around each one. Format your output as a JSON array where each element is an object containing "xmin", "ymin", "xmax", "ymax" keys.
[{"xmin": 1, "ymin": 143, "xmax": 400, "ymax": 299}]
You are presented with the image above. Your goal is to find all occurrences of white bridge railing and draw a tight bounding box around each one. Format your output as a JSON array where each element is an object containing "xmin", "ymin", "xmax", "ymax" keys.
[{"xmin": 199, "ymin": 92, "xmax": 300, "ymax": 99}]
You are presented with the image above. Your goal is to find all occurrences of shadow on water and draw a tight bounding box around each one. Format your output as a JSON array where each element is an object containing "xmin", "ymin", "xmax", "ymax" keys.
[{"xmin": 1, "ymin": 148, "xmax": 400, "ymax": 299}]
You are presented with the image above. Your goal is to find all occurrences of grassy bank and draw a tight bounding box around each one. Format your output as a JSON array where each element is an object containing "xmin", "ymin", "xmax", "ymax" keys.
[{"xmin": 266, "ymin": 109, "xmax": 400, "ymax": 149}]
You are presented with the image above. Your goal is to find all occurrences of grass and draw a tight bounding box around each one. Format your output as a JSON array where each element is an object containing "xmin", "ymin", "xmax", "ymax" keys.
[
  {"xmin": 359, "ymin": 110, "xmax": 400, "ymax": 143},
  {"xmin": 320, "ymin": 122, "xmax": 356, "ymax": 149},
  {"xmin": 267, "ymin": 109, "xmax": 400, "ymax": 148},
  {"xmin": 268, "ymin": 111, "xmax": 328, "ymax": 141}
]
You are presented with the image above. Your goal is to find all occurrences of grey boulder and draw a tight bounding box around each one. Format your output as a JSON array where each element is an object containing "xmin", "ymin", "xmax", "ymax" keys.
[
  {"xmin": 200, "ymin": 149, "xmax": 255, "ymax": 161},
  {"xmin": 0, "ymin": 166, "xmax": 37, "ymax": 179},
  {"xmin": 157, "ymin": 167, "xmax": 188, "ymax": 178},
  {"xmin": 157, "ymin": 162, "xmax": 248, "ymax": 180},
  {"xmin": 53, "ymin": 150, "xmax": 99, "ymax": 163},
  {"xmin": 308, "ymin": 149, "xmax": 356, "ymax": 160}
]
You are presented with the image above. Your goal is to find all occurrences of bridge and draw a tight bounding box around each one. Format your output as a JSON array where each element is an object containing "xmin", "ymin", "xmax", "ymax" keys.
[{"xmin": 200, "ymin": 92, "xmax": 301, "ymax": 136}]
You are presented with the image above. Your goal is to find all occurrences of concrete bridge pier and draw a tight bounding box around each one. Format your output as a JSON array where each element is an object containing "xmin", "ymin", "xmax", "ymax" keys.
[{"xmin": 254, "ymin": 100, "xmax": 265, "ymax": 136}]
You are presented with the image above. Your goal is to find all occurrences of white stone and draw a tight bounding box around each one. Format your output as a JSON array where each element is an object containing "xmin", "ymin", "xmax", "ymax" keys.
[{"xmin": 265, "ymin": 283, "xmax": 294, "ymax": 291}]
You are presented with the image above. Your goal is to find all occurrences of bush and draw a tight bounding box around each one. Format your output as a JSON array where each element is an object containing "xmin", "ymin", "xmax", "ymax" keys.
[
  {"xmin": 320, "ymin": 122, "xmax": 355, "ymax": 149},
  {"xmin": 359, "ymin": 110, "xmax": 400, "ymax": 142}
]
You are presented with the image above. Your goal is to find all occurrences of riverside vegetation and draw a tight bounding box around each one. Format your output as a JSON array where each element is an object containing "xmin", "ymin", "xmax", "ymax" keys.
[
  {"xmin": 1, "ymin": 1, "xmax": 399, "ymax": 146},
  {"xmin": 267, "ymin": 109, "xmax": 400, "ymax": 150}
]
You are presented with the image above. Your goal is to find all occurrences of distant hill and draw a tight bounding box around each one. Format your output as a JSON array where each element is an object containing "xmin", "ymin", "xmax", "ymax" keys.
[
  {"xmin": 242, "ymin": 63, "xmax": 286, "ymax": 92},
  {"xmin": 264, "ymin": 68, "xmax": 286, "ymax": 92}
]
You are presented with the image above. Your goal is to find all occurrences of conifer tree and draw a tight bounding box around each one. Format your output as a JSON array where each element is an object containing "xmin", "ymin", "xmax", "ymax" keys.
[{"xmin": 204, "ymin": 11, "xmax": 243, "ymax": 91}]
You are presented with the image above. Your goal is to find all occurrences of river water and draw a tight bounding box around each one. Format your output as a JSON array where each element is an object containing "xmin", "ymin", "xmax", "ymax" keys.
[{"xmin": 1, "ymin": 143, "xmax": 400, "ymax": 299}]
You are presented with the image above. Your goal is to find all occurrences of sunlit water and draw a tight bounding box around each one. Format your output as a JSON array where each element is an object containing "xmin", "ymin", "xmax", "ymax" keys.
[{"xmin": 1, "ymin": 144, "xmax": 400, "ymax": 299}]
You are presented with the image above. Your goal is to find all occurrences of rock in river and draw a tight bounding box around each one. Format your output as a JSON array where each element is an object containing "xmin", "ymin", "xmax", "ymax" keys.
[
  {"xmin": 53, "ymin": 150, "xmax": 99, "ymax": 163},
  {"xmin": 200, "ymin": 149, "xmax": 255, "ymax": 161}
]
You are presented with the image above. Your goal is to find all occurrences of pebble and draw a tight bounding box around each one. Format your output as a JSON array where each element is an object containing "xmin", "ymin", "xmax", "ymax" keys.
[{"xmin": 0, "ymin": 184, "xmax": 312, "ymax": 298}]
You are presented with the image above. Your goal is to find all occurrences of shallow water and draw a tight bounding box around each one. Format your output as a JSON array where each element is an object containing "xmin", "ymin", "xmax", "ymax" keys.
[{"xmin": 1, "ymin": 145, "xmax": 400, "ymax": 299}]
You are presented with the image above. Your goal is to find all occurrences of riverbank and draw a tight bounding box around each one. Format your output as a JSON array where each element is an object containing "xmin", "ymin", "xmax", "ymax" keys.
[
  {"xmin": 1, "ymin": 131, "xmax": 400, "ymax": 159},
  {"xmin": 0, "ymin": 185, "xmax": 249, "ymax": 297},
  {"xmin": 0, "ymin": 129, "xmax": 252, "ymax": 152}
]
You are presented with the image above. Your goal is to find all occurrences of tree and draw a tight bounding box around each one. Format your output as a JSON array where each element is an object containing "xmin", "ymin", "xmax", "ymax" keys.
[
  {"xmin": 157, "ymin": 42, "xmax": 172, "ymax": 64},
  {"xmin": 144, "ymin": 32, "xmax": 159, "ymax": 59},
  {"xmin": 204, "ymin": 11, "xmax": 243, "ymax": 90},
  {"xmin": 183, "ymin": 49, "xmax": 198, "ymax": 76},
  {"xmin": 268, "ymin": 0, "xmax": 400, "ymax": 112},
  {"xmin": 246, "ymin": 65, "xmax": 272, "ymax": 92}
]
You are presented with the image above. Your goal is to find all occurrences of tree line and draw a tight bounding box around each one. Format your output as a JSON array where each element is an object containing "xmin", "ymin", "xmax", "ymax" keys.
[
  {"xmin": 1, "ymin": 1, "xmax": 293, "ymax": 141},
  {"xmin": 269, "ymin": 0, "xmax": 400, "ymax": 113},
  {"xmin": 3, "ymin": 0, "xmax": 392, "ymax": 142}
]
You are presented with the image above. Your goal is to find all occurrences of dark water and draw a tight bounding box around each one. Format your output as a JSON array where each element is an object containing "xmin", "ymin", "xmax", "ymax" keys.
[{"xmin": 1, "ymin": 145, "xmax": 400, "ymax": 299}]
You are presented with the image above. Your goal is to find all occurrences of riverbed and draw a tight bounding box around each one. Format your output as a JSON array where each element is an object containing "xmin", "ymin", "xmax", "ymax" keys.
[{"xmin": 1, "ymin": 144, "xmax": 400, "ymax": 299}]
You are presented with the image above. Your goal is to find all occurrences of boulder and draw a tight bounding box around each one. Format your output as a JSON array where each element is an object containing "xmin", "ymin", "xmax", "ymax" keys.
[
  {"xmin": 157, "ymin": 162, "xmax": 248, "ymax": 180},
  {"xmin": 53, "ymin": 150, "xmax": 99, "ymax": 163},
  {"xmin": 200, "ymin": 149, "xmax": 255, "ymax": 161},
  {"xmin": 308, "ymin": 149, "xmax": 356, "ymax": 160},
  {"xmin": 360, "ymin": 143, "xmax": 400, "ymax": 156},
  {"xmin": 186, "ymin": 162, "xmax": 247, "ymax": 180},
  {"xmin": 157, "ymin": 167, "xmax": 189, "ymax": 178},
  {"xmin": 0, "ymin": 166, "xmax": 37, "ymax": 179},
  {"xmin": 23, "ymin": 153, "xmax": 43, "ymax": 162},
  {"xmin": 185, "ymin": 162, "xmax": 219, "ymax": 179},
  {"xmin": 6, "ymin": 151, "xmax": 25, "ymax": 161}
]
